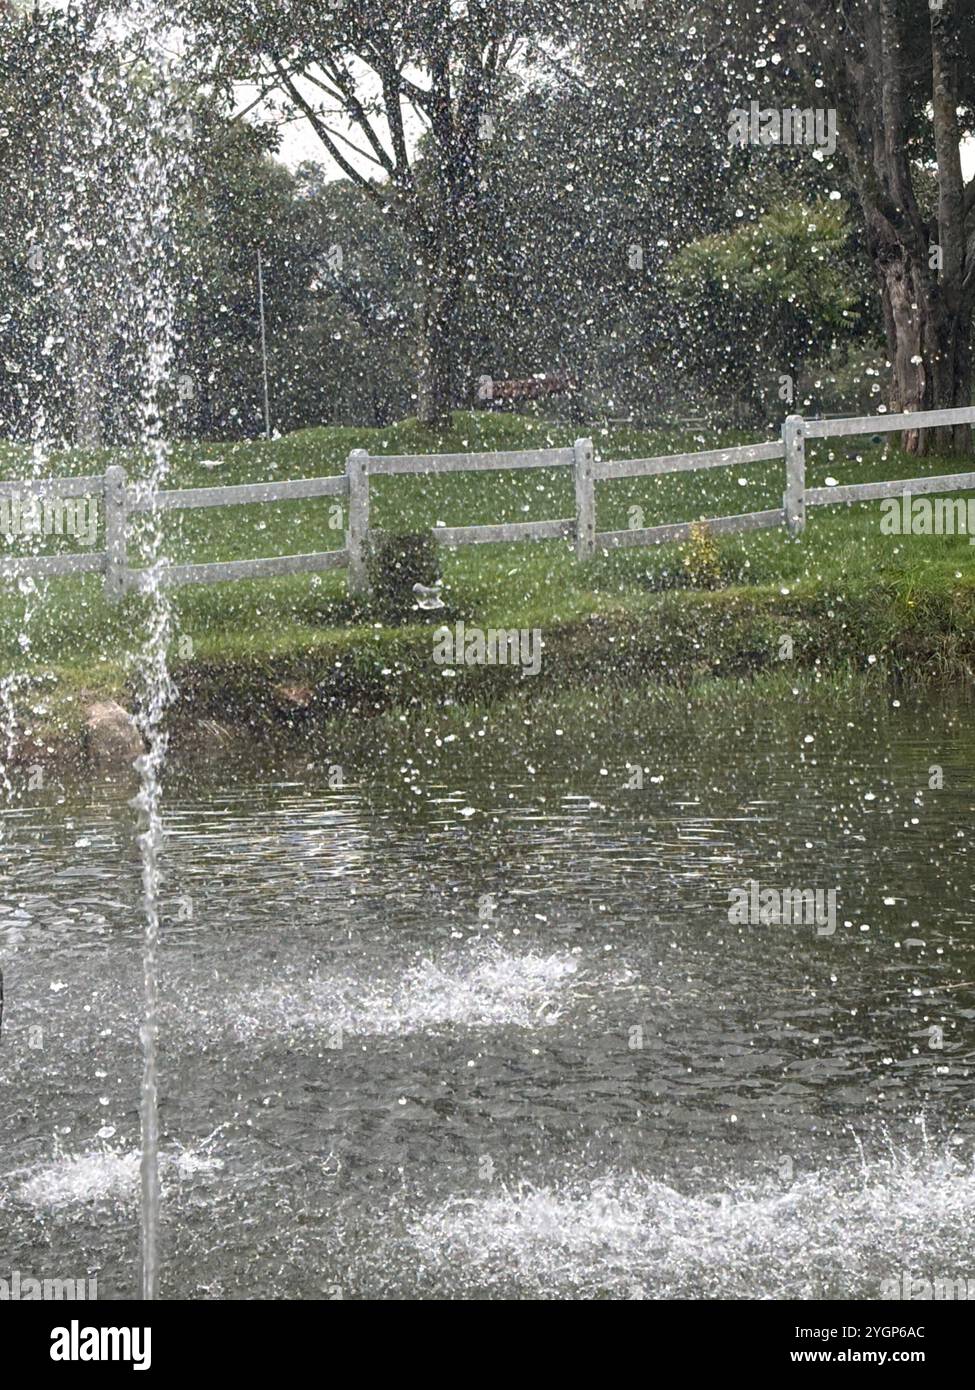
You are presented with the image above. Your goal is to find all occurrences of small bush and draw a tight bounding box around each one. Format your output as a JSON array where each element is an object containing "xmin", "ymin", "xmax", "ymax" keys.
[
  {"xmin": 680, "ymin": 521, "xmax": 723, "ymax": 589},
  {"xmin": 365, "ymin": 530, "xmax": 442, "ymax": 622}
]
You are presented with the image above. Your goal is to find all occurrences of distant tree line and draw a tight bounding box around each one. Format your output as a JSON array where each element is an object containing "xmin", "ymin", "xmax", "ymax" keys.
[{"xmin": 3, "ymin": 1, "xmax": 971, "ymax": 449}]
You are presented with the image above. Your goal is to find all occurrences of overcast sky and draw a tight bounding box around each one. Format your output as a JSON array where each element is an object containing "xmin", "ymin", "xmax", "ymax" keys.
[
  {"xmin": 234, "ymin": 67, "xmax": 425, "ymax": 181},
  {"xmin": 253, "ymin": 83, "xmax": 975, "ymax": 182}
]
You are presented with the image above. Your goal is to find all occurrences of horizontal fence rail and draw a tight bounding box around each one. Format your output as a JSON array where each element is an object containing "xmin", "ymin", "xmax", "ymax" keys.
[
  {"xmin": 2, "ymin": 406, "xmax": 975, "ymax": 597},
  {"xmin": 804, "ymin": 406, "xmax": 975, "ymax": 440},
  {"xmin": 428, "ymin": 519, "xmax": 573, "ymax": 544},
  {"xmin": 593, "ymin": 439, "xmax": 784, "ymax": 481},
  {"xmin": 126, "ymin": 475, "xmax": 348, "ymax": 513},
  {"xmin": 0, "ymin": 551, "xmax": 107, "ymax": 580},
  {"xmin": 807, "ymin": 471, "xmax": 975, "ymax": 508},
  {"xmin": 126, "ymin": 549, "xmax": 350, "ymax": 592},
  {"xmin": 431, "ymin": 519, "xmax": 575, "ymax": 546},
  {"xmin": 367, "ymin": 447, "xmax": 574, "ymax": 476},
  {"xmin": 0, "ymin": 474, "xmax": 104, "ymax": 499},
  {"xmin": 596, "ymin": 508, "xmax": 785, "ymax": 550}
]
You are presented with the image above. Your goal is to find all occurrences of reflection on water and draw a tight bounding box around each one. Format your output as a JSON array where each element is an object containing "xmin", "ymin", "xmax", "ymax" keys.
[{"xmin": 0, "ymin": 685, "xmax": 973, "ymax": 1298}]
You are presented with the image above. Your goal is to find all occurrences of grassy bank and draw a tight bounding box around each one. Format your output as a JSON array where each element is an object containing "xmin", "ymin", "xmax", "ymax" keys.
[{"xmin": 1, "ymin": 410, "xmax": 974, "ymax": 754}]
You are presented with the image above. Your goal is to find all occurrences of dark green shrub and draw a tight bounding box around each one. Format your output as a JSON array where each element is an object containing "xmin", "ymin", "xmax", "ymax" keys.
[{"xmin": 365, "ymin": 530, "xmax": 441, "ymax": 622}]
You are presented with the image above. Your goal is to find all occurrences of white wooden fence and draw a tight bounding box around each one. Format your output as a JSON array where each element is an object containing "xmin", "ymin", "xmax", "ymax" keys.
[{"xmin": 1, "ymin": 405, "xmax": 974, "ymax": 599}]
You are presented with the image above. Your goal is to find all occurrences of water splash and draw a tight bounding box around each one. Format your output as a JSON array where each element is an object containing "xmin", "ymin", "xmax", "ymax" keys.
[
  {"xmin": 221, "ymin": 942, "xmax": 582, "ymax": 1040},
  {"xmin": 12, "ymin": 1143, "xmax": 224, "ymax": 1212},
  {"xmin": 408, "ymin": 1146, "xmax": 975, "ymax": 1299}
]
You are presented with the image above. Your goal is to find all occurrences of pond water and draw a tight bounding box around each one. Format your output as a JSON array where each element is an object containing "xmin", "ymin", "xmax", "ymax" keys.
[{"xmin": 1, "ymin": 684, "xmax": 974, "ymax": 1299}]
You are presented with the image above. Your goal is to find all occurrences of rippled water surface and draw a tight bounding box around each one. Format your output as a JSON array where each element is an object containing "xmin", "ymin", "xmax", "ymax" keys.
[{"xmin": 1, "ymin": 686, "xmax": 973, "ymax": 1298}]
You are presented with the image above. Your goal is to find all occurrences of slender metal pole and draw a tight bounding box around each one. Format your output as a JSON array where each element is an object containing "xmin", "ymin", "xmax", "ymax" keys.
[{"xmin": 257, "ymin": 249, "xmax": 272, "ymax": 441}]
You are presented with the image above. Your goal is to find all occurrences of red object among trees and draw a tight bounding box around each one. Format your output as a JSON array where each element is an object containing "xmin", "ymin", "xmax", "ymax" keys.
[{"xmin": 482, "ymin": 372, "xmax": 579, "ymax": 404}]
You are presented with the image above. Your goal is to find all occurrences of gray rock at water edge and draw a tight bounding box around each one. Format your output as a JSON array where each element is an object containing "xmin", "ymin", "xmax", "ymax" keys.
[{"xmin": 85, "ymin": 701, "xmax": 145, "ymax": 769}]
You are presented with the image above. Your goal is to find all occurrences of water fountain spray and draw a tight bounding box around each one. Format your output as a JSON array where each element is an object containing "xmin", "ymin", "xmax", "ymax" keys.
[{"xmin": 115, "ymin": 12, "xmax": 183, "ymax": 1300}]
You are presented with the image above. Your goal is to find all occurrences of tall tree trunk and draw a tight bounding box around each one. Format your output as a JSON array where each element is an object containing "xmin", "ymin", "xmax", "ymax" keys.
[
  {"xmin": 417, "ymin": 250, "xmax": 463, "ymax": 430},
  {"xmin": 927, "ymin": 3, "xmax": 973, "ymax": 455},
  {"xmin": 801, "ymin": 0, "xmax": 974, "ymax": 455},
  {"xmin": 874, "ymin": 249, "xmax": 971, "ymax": 455}
]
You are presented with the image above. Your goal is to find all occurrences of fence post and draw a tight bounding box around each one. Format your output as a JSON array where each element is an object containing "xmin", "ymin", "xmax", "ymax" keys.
[
  {"xmin": 574, "ymin": 437, "xmax": 596, "ymax": 560},
  {"xmin": 783, "ymin": 414, "xmax": 806, "ymax": 538},
  {"xmin": 346, "ymin": 449, "xmax": 370, "ymax": 595},
  {"xmin": 103, "ymin": 465, "xmax": 128, "ymax": 602}
]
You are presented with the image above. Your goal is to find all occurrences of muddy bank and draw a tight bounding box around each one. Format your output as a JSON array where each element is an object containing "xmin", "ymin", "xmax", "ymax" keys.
[{"xmin": 8, "ymin": 578, "xmax": 974, "ymax": 777}]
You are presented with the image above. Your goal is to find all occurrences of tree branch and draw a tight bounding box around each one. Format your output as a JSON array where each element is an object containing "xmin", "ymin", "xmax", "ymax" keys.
[{"xmin": 269, "ymin": 59, "xmax": 386, "ymax": 209}]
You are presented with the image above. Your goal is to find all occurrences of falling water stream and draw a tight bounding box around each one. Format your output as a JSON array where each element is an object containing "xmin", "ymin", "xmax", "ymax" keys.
[
  {"xmin": 121, "ymin": 25, "xmax": 181, "ymax": 1300},
  {"xmin": 0, "ymin": 4, "xmax": 185, "ymax": 1298},
  {"xmin": 134, "ymin": 648, "xmax": 173, "ymax": 1302}
]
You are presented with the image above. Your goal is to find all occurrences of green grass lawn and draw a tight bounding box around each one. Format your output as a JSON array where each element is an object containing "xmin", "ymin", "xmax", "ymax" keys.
[{"xmin": 1, "ymin": 410, "xmax": 974, "ymax": 733}]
